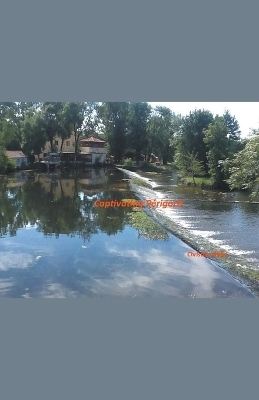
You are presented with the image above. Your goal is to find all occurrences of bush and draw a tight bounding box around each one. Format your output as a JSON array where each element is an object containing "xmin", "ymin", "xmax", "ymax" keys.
[
  {"xmin": 140, "ymin": 160, "xmax": 162, "ymax": 172},
  {"xmin": 124, "ymin": 158, "xmax": 134, "ymax": 167},
  {"xmin": 0, "ymin": 147, "xmax": 15, "ymax": 173},
  {"xmin": 6, "ymin": 157, "xmax": 16, "ymax": 172}
]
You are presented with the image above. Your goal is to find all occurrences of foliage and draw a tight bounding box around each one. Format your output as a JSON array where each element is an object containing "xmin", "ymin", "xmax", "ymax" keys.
[
  {"xmin": 127, "ymin": 209, "xmax": 169, "ymax": 241},
  {"xmin": 131, "ymin": 178, "xmax": 152, "ymax": 188},
  {"xmin": 126, "ymin": 102, "xmax": 151, "ymax": 163},
  {"xmin": 222, "ymin": 109, "xmax": 243, "ymax": 156},
  {"xmin": 61, "ymin": 102, "xmax": 99, "ymax": 157},
  {"xmin": 140, "ymin": 160, "xmax": 162, "ymax": 172},
  {"xmin": 124, "ymin": 158, "xmax": 134, "ymax": 166},
  {"xmin": 180, "ymin": 176, "xmax": 213, "ymax": 187},
  {"xmin": 22, "ymin": 110, "xmax": 47, "ymax": 157},
  {"xmin": 41, "ymin": 102, "xmax": 64, "ymax": 152},
  {"xmin": 0, "ymin": 135, "xmax": 15, "ymax": 173},
  {"xmin": 174, "ymin": 109, "xmax": 214, "ymax": 170},
  {"xmin": 223, "ymin": 133, "xmax": 259, "ymax": 197},
  {"xmin": 175, "ymin": 150, "xmax": 205, "ymax": 186},
  {"xmin": 98, "ymin": 102, "xmax": 129, "ymax": 163},
  {"xmin": 203, "ymin": 116, "xmax": 229, "ymax": 188},
  {"xmin": 0, "ymin": 103, "xmax": 21, "ymax": 150},
  {"xmin": 147, "ymin": 106, "xmax": 179, "ymax": 164}
]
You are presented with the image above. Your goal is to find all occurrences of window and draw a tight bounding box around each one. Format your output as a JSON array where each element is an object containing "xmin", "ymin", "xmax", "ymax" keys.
[
  {"xmin": 66, "ymin": 141, "xmax": 70, "ymax": 146},
  {"xmin": 55, "ymin": 140, "xmax": 59, "ymax": 145}
]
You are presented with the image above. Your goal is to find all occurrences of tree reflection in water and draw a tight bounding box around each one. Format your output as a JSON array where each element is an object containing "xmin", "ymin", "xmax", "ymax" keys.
[{"xmin": 0, "ymin": 169, "xmax": 135, "ymax": 241}]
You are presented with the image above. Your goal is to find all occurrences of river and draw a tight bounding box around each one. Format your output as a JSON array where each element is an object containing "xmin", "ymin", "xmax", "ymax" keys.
[{"xmin": 0, "ymin": 168, "xmax": 256, "ymax": 298}]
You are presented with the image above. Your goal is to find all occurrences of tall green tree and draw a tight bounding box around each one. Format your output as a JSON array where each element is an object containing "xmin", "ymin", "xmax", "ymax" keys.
[
  {"xmin": 222, "ymin": 109, "xmax": 242, "ymax": 155},
  {"xmin": 61, "ymin": 102, "xmax": 99, "ymax": 157},
  {"xmin": 147, "ymin": 106, "xmax": 180, "ymax": 164},
  {"xmin": 99, "ymin": 102, "xmax": 129, "ymax": 163},
  {"xmin": 174, "ymin": 150, "xmax": 205, "ymax": 186},
  {"xmin": 224, "ymin": 130, "xmax": 259, "ymax": 197},
  {"xmin": 22, "ymin": 110, "xmax": 47, "ymax": 158},
  {"xmin": 175, "ymin": 109, "xmax": 214, "ymax": 170},
  {"xmin": 41, "ymin": 102, "xmax": 64, "ymax": 152},
  {"xmin": 0, "ymin": 133, "xmax": 15, "ymax": 173},
  {"xmin": 203, "ymin": 116, "xmax": 228, "ymax": 188},
  {"xmin": 0, "ymin": 102, "xmax": 22, "ymax": 150},
  {"xmin": 126, "ymin": 102, "xmax": 151, "ymax": 163}
]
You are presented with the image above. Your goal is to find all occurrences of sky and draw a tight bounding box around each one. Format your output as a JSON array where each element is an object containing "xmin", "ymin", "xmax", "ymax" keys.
[{"xmin": 148, "ymin": 102, "xmax": 259, "ymax": 138}]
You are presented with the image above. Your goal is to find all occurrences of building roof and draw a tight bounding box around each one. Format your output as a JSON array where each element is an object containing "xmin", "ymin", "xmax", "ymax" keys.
[
  {"xmin": 6, "ymin": 150, "xmax": 27, "ymax": 158},
  {"xmin": 80, "ymin": 136, "xmax": 105, "ymax": 143}
]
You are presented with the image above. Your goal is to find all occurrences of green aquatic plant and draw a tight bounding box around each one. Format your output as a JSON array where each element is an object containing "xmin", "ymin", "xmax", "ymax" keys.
[
  {"xmin": 131, "ymin": 178, "xmax": 152, "ymax": 188},
  {"xmin": 127, "ymin": 209, "xmax": 169, "ymax": 241}
]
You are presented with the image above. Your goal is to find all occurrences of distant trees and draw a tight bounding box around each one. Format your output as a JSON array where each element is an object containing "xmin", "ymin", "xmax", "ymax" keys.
[
  {"xmin": 171, "ymin": 108, "xmax": 246, "ymax": 190},
  {"xmin": 0, "ymin": 101, "xmax": 257, "ymax": 195}
]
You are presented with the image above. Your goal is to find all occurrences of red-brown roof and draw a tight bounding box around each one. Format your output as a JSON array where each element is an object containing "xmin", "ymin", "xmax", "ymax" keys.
[
  {"xmin": 80, "ymin": 136, "xmax": 105, "ymax": 143},
  {"xmin": 6, "ymin": 151, "xmax": 27, "ymax": 158}
]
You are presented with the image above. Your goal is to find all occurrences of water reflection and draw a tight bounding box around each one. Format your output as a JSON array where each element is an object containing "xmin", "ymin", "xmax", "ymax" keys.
[
  {"xmin": 0, "ymin": 169, "xmax": 254, "ymax": 298},
  {"xmin": 0, "ymin": 169, "xmax": 133, "ymax": 240}
]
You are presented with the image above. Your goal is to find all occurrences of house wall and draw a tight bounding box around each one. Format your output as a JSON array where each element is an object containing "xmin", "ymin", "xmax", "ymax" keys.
[
  {"xmin": 13, "ymin": 157, "xmax": 28, "ymax": 168},
  {"xmin": 39, "ymin": 134, "xmax": 76, "ymax": 158}
]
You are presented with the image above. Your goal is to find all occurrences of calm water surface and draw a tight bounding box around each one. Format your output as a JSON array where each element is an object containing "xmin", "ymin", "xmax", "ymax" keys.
[{"xmin": 0, "ymin": 169, "xmax": 254, "ymax": 298}]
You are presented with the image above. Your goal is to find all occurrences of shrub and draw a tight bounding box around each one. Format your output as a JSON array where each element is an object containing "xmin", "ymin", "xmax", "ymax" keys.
[
  {"xmin": 124, "ymin": 158, "xmax": 134, "ymax": 167},
  {"xmin": 0, "ymin": 146, "xmax": 15, "ymax": 173}
]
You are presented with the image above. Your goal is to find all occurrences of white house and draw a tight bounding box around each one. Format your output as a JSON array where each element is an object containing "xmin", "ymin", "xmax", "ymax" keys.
[
  {"xmin": 39, "ymin": 134, "xmax": 106, "ymax": 165},
  {"xmin": 80, "ymin": 136, "xmax": 106, "ymax": 164},
  {"xmin": 6, "ymin": 151, "xmax": 28, "ymax": 168}
]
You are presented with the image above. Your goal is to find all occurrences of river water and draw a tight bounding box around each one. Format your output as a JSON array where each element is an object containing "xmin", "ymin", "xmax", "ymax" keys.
[
  {"xmin": 124, "ymin": 168, "xmax": 259, "ymax": 272},
  {"xmin": 0, "ymin": 169, "xmax": 256, "ymax": 298}
]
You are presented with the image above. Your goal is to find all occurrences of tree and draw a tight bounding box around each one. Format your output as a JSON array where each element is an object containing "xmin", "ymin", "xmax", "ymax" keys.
[
  {"xmin": 126, "ymin": 102, "xmax": 151, "ymax": 164},
  {"xmin": 0, "ymin": 103, "xmax": 22, "ymax": 150},
  {"xmin": 203, "ymin": 116, "xmax": 228, "ymax": 188},
  {"xmin": 61, "ymin": 102, "xmax": 99, "ymax": 159},
  {"xmin": 224, "ymin": 131, "xmax": 259, "ymax": 197},
  {"xmin": 99, "ymin": 102, "xmax": 129, "ymax": 163},
  {"xmin": 0, "ymin": 133, "xmax": 15, "ymax": 173},
  {"xmin": 22, "ymin": 110, "xmax": 47, "ymax": 158},
  {"xmin": 147, "ymin": 106, "xmax": 179, "ymax": 164},
  {"xmin": 175, "ymin": 109, "xmax": 214, "ymax": 170},
  {"xmin": 222, "ymin": 109, "xmax": 242, "ymax": 155},
  {"xmin": 41, "ymin": 102, "xmax": 64, "ymax": 152},
  {"xmin": 174, "ymin": 150, "xmax": 205, "ymax": 186}
]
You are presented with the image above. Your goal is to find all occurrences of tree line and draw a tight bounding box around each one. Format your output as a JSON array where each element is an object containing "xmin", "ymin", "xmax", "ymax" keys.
[{"xmin": 0, "ymin": 102, "xmax": 258, "ymax": 195}]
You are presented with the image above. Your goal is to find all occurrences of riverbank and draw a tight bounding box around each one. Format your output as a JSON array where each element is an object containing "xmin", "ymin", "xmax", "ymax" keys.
[{"xmin": 118, "ymin": 167, "xmax": 259, "ymax": 297}]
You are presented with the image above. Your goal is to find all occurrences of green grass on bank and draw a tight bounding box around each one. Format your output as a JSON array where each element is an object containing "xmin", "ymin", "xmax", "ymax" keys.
[{"xmin": 180, "ymin": 176, "xmax": 213, "ymax": 187}]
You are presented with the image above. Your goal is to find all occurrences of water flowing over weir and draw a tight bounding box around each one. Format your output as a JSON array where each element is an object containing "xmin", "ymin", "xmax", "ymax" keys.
[{"xmin": 118, "ymin": 168, "xmax": 259, "ymax": 293}]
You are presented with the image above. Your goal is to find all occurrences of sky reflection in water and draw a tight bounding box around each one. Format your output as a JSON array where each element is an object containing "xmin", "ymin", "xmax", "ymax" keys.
[{"xmin": 0, "ymin": 169, "xmax": 254, "ymax": 298}]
